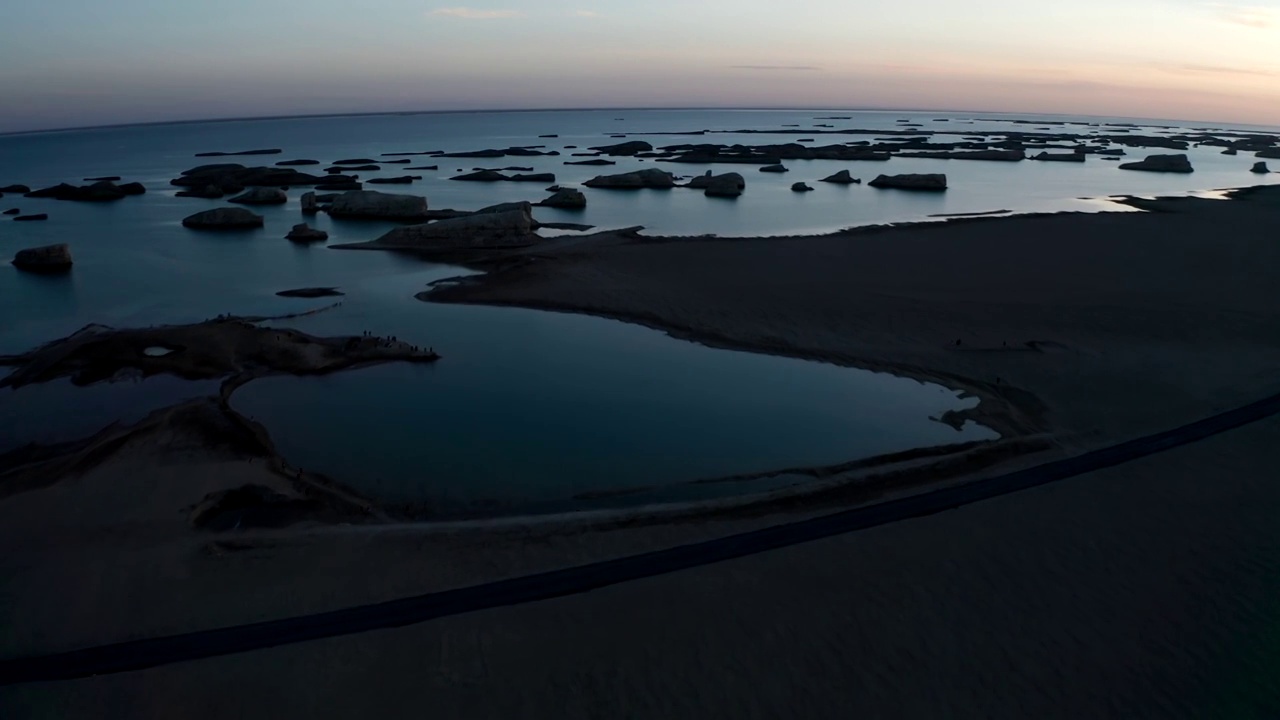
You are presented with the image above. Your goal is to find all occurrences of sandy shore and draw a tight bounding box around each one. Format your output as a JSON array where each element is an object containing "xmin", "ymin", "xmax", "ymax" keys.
[{"xmin": 3, "ymin": 188, "xmax": 1280, "ymax": 717}]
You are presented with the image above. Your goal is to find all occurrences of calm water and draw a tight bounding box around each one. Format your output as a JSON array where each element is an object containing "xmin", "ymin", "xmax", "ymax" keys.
[
  {"xmin": 232, "ymin": 271, "xmax": 994, "ymax": 512},
  {"xmin": 1, "ymin": 109, "xmax": 1274, "ymax": 510},
  {"xmin": 0, "ymin": 376, "xmax": 219, "ymax": 452}
]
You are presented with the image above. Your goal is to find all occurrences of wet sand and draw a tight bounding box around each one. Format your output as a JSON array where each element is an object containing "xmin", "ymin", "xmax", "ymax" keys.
[{"xmin": 3, "ymin": 188, "xmax": 1280, "ymax": 717}]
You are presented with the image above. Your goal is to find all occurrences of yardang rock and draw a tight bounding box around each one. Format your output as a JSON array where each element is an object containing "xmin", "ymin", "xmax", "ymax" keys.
[
  {"xmin": 182, "ymin": 207, "xmax": 265, "ymax": 229},
  {"xmin": 583, "ymin": 169, "xmax": 676, "ymax": 189},
  {"xmin": 357, "ymin": 206, "xmax": 536, "ymax": 250},
  {"xmin": 868, "ymin": 173, "xmax": 948, "ymax": 191},
  {"xmin": 12, "ymin": 244, "xmax": 72, "ymax": 272},
  {"xmin": 588, "ymin": 141, "xmax": 653, "ymax": 156},
  {"xmin": 285, "ymin": 223, "xmax": 329, "ymax": 243},
  {"xmin": 1118, "ymin": 154, "xmax": 1194, "ymax": 173},
  {"xmin": 704, "ymin": 172, "xmax": 746, "ymax": 198},
  {"xmin": 819, "ymin": 170, "xmax": 860, "ymax": 184},
  {"xmin": 326, "ymin": 190, "xmax": 428, "ymax": 220},
  {"xmin": 539, "ymin": 188, "xmax": 587, "ymax": 209},
  {"xmin": 229, "ymin": 187, "xmax": 288, "ymax": 205}
]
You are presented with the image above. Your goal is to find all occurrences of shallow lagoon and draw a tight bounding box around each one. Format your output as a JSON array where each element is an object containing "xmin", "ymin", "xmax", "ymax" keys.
[{"xmin": 234, "ymin": 295, "xmax": 995, "ymax": 513}]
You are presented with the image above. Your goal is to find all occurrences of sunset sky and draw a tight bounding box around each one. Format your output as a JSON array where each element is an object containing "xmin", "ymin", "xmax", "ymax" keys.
[{"xmin": 1, "ymin": 0, "xmax": 1277, "ymax": 132}]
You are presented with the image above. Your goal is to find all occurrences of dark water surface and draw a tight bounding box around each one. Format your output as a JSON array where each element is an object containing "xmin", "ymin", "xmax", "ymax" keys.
[{"xmin": 233, "ymin": 281, "xmax": 993, "ymax": 511}]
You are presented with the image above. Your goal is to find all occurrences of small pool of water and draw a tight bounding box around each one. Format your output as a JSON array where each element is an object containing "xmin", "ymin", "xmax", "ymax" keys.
[
  {"xmin": 0, "ymin": 375, "xmax": 220, "ymax": 452},
  {"xmin": 233, "ymin": 305, "xmax": 997, "ymax": 516}
]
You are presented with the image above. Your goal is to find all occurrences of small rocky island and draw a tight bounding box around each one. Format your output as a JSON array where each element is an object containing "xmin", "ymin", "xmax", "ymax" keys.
[
  {"xmin": 583, "ymin": 169, "xmax": 677, "ymax": 189},
  {"xmin": 24, "ymin": 180, "xmax": 145, "ymax": 202},
  {"xmin": 276, "ymin": 287, "xmax": 344, "ymax": 298},
  {"xmin": 0, "ymin": 316, "xmax": 439, "ymax": 390},
  {"xmin": 868, "ymin": 173, "xmax": 948, "ymax": 191},
  {"xmin": 334, "ymin": 203, "xmax": 537, "ymax": 252},
  {"xmin": 11, "ymin": 244, "xmax": 73, "ymax": 273},
  {"xmin": 1118, "ymin": 154, "xmax": 1194, "ymax": 173},
  {"xmin": 182, "ymin": 207, "xmax": 265, "ymax": 229}
]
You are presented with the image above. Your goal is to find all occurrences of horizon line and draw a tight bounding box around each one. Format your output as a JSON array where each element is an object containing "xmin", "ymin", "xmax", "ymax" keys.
[{"xmin": 2, "ymin": 105, "xmax": 1278, "ymax": 138}]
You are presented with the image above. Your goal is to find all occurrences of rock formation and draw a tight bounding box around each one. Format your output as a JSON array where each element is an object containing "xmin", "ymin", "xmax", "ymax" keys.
[
  {"xmin": 450, "ymin": 170, "xmax": 508, "ymax": 182},
  {"xmin": 1032, "ymin": 151, "xmax": 1086, "ymax": 162},
  {"xmin": 439, "ymin": 147, "xmax": 558, "ymax": 158},
  {"xmin": 704, "ymin": 173, "xmax": 746, "ymax": 197},
  {"xmin": 588, "ymin": 141, "xmax": 654, "ymax": 156},
  {"xmin": 12, "ymin": 243, "xmax": 72, "ymax": 272},
  {"xmin": 898, "ymin": 149, "xmax": 1025, "ymax": 161},
  {"xmin": 474, "ymin": 201, "xmax": 534, "ymax": 216},
  {"xmin": 181, "ymin": 208, "xmax": 265, "ymax": 229},
  {"xmin": 357, "ymin": 206, "xmax": 536, "ymax": 250},
  {"xmin": 1118, "ymin": 154, "xmax": 1194, "ymax": 173},
  {"xmin": 868, "ymin": 173, "xmax": 948, "ymax": 191},
  {"xmin": 1253, "ymin": 162, "xmax": 1271, "ymax": 174},
  {"xmin": 229, "ymin": 187, "xmax": 288, "ymax": 205},
  {"xmin": 583, "ymin": 169, "xmax": 676, "ymax": 189},
  {"xmin": 25, "ymin": 180, "xmax": 142, "ymax": 202},
  {"xmin": 276, "ymin": 287, "xmax": 344, "ymax": 298},
  {"xmin": 326, "ymin": 190, "xmax": 429, "ymax": 220},
  {"xmin": 819, "ymin": 170, "xmax": 860, "ymax": 184},
  {"xmin": 314, "ymin": 180, "xmax": 362, "ymax": 192},
  {"xmin": 684, "ymin": 171, "xmax": 716, "ymax": 189},
  {"xmin": 539, "ymin": 188, "xmax": 587, "ymax": 209},
  {"xmin": 285, "ymin": 223, "xmax": 329, "ymax": 243},
  {"xmin": 792, "ymin": 182, "xmax": 814, "ymax": 192},
  {"xmin": 171, "ymin": 164, "xmax": 354, "ymax": 192},
  {"xmin": 195, "ymin": 149, "xmax": 282, "ymax": 157}
]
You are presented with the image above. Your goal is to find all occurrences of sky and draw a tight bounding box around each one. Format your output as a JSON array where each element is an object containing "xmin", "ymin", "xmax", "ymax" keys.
[{"xmin": 1, "ymin": 0, "xmax": 1278, "ymax": 132}]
